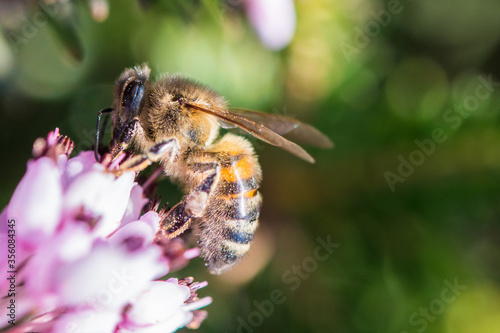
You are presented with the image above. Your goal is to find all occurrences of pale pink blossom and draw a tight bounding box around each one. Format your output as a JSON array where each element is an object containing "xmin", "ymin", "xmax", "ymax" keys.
[
  {"xmin": 245, "ymin": 0, "xmax": 297, "ymax": 50},
  {"xmin": 0, "ymin": 129, "xmax": 211, "ymax": 333}
]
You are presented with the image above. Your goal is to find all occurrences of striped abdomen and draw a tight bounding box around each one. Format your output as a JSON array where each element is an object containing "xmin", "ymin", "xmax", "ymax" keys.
[{"xmin": 198, "ymin": 149, "xmax": 262, "ymax": 274}]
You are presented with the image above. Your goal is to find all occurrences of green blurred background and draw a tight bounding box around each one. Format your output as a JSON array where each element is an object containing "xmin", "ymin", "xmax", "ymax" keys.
[{"xmin": 1, "ymin": 0, "xmax": 500, "ymax": 332}]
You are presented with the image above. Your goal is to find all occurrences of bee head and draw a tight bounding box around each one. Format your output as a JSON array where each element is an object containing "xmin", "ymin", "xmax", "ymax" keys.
[
  {"xmin": 114, "ymin": 64, "xmax": 150, "ymax": 122},
  {"xmin": 103, "ymin": 65, "xmax": 151, "ymax": 159}
]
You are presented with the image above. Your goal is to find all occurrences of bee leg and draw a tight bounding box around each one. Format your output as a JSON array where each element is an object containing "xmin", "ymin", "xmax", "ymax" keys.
[
  {"xmin": 110, "ymin": 118, "xmax": 139, "ymax": 159},
  {"xmin": 112, "ymin": 138, "xmax": 179, "ymax": 176},
  {"xmin": 159, "ymin": 202, "xmax": 192, "ymax": 239},
  {"xmin": 160, "ymin": 163, "xmax": 219, "ymax": 239}
]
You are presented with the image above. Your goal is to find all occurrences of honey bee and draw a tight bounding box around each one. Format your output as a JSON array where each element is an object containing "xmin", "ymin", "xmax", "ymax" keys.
[{"xmin": 95, "ymin": 65, "xmax": 333, "ymax": 274}]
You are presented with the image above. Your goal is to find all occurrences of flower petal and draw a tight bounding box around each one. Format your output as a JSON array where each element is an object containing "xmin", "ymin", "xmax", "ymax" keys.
[
  {"xmin": 8, "ymin": 157, "xmax": 63, "ymax": 241},
  {"xmin": 125, "ymin": 281, "xmax": 191, "ymax": 327},
  {"xmin": 51, "ymin": 309, "xmax": 121, "ymax": 333},
  {"xmin": 120, "ymin": 184, "xmax": 149, "ymax": 226},
  {"xmin": 56, "ymin": 223, "xmax": 95, "ymax": 262},
  {"xmin": 21, "ymin": 223, "xmax": 95, "ymax": 302},
  {"xmin": 64, "ymin": 170, "xmax": 135, "ymax": 237},
  {"xmin": 131, "ymin": 310, "xmax": 193, "ymax": 333},
  {"xmin": 108, "ymin": 220, "xmax": 156, "ymax": 251},
  {"xmin": 55, "ymin": 242, "xmax": 167, "ymax": 310},
  {"xmin": 139, "ymin": 211, "xmax": 161, "ymax": 231},
  {"xmin": 62, "ymin": 151, "xmax": 103, "ymax": 189}
]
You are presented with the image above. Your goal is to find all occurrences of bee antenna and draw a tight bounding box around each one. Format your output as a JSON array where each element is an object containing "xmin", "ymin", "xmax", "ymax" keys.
[{"xmin": 95, "ymin": 108, "xmax": 114, "ymax": 161}]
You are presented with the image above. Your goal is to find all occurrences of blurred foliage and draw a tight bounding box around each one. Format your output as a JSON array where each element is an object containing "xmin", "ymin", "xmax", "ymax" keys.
[{"xmin": 1, "ymin": 0, "xmax": 500, "ymax": 332}]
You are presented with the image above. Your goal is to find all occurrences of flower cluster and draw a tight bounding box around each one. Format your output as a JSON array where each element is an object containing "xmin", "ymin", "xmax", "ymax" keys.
[{"xmin": 0, "ymin": 129, "xmax": 211, "ymax": 333}]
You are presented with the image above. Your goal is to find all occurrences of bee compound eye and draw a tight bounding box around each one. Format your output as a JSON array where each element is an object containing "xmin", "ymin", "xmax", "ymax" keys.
[{"xmin": 121, "ymin": 80, "xmax": 145, "ymax": 116}]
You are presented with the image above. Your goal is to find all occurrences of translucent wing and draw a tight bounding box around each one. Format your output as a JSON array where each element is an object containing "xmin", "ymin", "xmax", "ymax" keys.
[
  {"xmin": 184, "ymin": 101, "xmax": 327, "ymax": 163},
  {"xmin": 230, "ymin": 108, "xmax": 333, "ymax": 149}
]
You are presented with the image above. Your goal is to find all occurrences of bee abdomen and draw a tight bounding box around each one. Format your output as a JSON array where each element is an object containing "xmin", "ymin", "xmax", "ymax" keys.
[
  {"xmin": 223, "ymin": 226, "xmax": 254, "ymax": 244},
  {"xmin": 200, "ymin": 190, "xmax": 262, "ymax": 274},
  {"xmin": 198, "ymin": 150, "xmax": 262, "ymax": 274}
]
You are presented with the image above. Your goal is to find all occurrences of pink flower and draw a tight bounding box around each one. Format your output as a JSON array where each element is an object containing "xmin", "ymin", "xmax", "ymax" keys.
[
  {"xmin": 0, "ymin": 129, "xmax": 211, "ymax": 333},
  {"xmin": 119, "ymin": 279, "xmax": 212, "ymax": 332},
  {"xmin": 245, "ymin": 0, "xmax": 297, "ymax": 50}
]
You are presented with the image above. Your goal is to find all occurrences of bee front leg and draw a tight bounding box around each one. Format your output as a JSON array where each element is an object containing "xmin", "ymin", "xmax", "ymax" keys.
[
  {"xmin": 110, "ymin": 118, "xmax": 139, "ymax": 159},
  {"xmin": 160, "ymin": 163, "xmax": 219, "ymax": 239},
  {"xmin": 112, "ymin": 138, "xmax": 180, "ymax": 176}
]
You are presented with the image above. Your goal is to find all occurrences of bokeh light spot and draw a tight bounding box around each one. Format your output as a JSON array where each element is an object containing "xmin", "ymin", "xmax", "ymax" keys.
[{"xmin": 385, "ymin": 57, "xmax": 448, "ymax": 121}]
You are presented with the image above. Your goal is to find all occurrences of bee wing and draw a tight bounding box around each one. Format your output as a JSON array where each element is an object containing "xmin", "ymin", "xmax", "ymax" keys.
[
  {"xmin": 185, "ymin": 102, "xmax": 317, "ymax": 163},
  {"xmin": 230, "ymin": 108, "xmax": 334, "ymax": 149}
]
